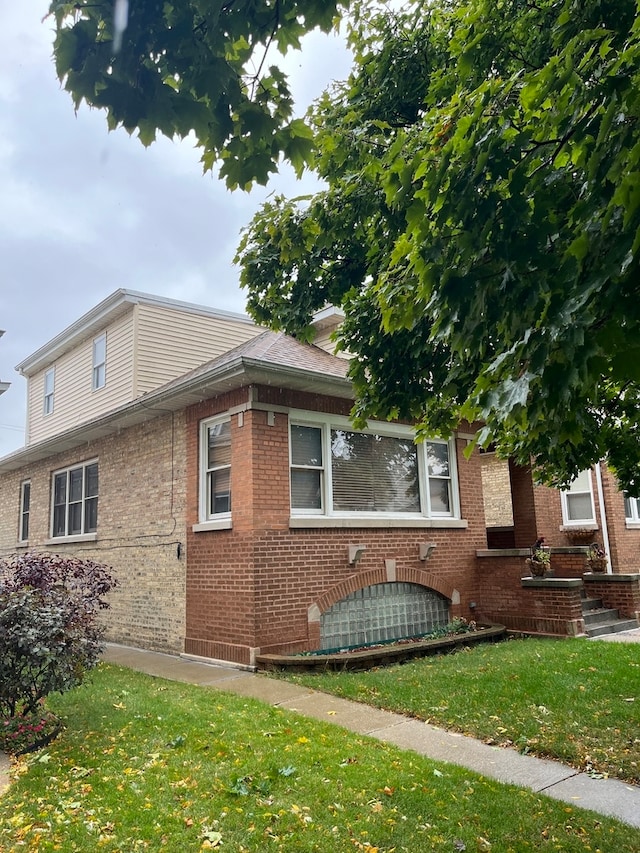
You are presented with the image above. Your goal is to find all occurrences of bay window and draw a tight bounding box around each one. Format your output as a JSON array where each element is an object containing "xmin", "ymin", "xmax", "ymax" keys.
[
  {"xmin": 201, "ymin": 416, "xmax": 231, "ymax": 520},
  {"xmin": 289, "ymin": 414, "xmax": 459, "ymax": 520}
]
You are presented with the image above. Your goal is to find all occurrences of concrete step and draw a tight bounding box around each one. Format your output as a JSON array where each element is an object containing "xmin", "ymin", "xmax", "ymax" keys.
[
  {"xmin": 585, "ymin": 618, "xmax": 640, "ymax": 638},
  {"xmin": 581, "ymin": 596, "xmax": 604, "ymax": 612},
  {"xmin": 583, "ymin": 608, "xmax": 620, "ymax": 627}
]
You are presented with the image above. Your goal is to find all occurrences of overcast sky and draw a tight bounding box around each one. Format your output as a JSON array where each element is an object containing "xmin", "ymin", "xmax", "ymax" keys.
[{"xmin": 0, "ymin": 3, "xmax": 352, "ymax": 457}]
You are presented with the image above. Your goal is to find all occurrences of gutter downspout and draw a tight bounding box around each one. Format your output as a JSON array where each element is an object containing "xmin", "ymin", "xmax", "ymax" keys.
[{"xmin": 594, "ymin": 462, "xmax": 612, "ymax": 573}]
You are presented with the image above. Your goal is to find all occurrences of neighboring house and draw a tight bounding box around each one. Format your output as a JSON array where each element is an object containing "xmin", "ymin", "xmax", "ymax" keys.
[
  {"xmin": 0, "ymin": 291, "xmax": 638, "ymax": 664},
  {"xmin": 482, "ymin": 452, "xmax": 640, "ymax": 568}
]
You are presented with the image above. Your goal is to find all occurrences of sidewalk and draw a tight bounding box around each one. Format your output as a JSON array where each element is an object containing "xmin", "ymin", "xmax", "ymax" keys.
[
  {"xmin": 101, "ymin": 642, "xmax": 640, "ymax": 829},
  {"xmin": 2, "ymin": 638, "xmax": 640, "ymax": 831}
]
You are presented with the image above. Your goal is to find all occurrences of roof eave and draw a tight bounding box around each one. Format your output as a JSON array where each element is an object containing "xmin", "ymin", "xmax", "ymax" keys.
[
  {"xmin": 0, "ymin": 357, "xmax": 352, "ymax": 472},
  {"xmin": 15, "ymin": 289, "xmax": 256, "ymax": 377}
]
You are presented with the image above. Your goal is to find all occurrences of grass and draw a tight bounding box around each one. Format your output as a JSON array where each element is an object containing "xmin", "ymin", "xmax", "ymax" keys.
[
  {"xmin": 0, "ymin": 664, "xmax": 638, "ymax": 851},
  {"xmin": 278, "ymin": 636, "xmax": 640, "ymax": 784}
]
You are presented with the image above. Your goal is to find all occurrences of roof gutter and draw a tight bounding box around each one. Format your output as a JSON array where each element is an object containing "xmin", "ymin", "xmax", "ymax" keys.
[{"xmin": 0, "ymin": 355, "xmax": 352, "ymax": 473}]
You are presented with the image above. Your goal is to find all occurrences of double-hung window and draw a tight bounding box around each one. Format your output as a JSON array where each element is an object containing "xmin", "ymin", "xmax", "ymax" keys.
[
  {"xmin": 43, "ymin": 367, "xmax": 55, "ymax": 415},
  {"xmin": 51, "ymin": 461, "xmax": 98, "ymax": 538},
  {"xmin": 624, "ymin": 494, "xmax": 640, "ymax": 523},
  {"xmin": 92, "ymin": 333, "xmax": 106, "ymax": 390},
  {"xmin": 289, "ymin": 414, "xmax": 459, "ymax": 520},
  {"xmin": 201, "ymin": 416, "xmax": 231, "ymax": 520},
  {"xmin": 19, "ymin": 480, "xmax": 31, "ymax": 543},
  {"xmin": 561, "ymin": 469, "xmax": 596, "ymax": 525}
]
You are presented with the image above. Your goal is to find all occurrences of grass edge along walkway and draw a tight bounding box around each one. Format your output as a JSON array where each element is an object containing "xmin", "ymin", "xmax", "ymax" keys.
[
  {"xmin": 102, "ymin": 642, "xmax": 640, "ymax": 829},
  {"xmin": 0, "ymin": 660, "xmax": 639, "ymax": 852}
]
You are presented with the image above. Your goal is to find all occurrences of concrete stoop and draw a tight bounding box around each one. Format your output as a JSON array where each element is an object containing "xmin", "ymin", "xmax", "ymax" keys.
[{"xmin": 582, "ymin": 595, "xmax": 640, "ymax": 637}]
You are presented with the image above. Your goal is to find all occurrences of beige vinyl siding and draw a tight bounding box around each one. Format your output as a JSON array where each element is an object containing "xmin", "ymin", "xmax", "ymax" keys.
[
  {"xmin": 313, "ymin": 327, "xmax": 338, "ymax": 355},
  {"xmin": 23, "ymin": 300, "xmax": 261, "ymax": 448},
  {"xmin": 313, "ymin": 327, "xmax": 351, "ymax": 359},
  {"xmin": 133, "ymin": 303, "xmax": 261, "ymax": 396},
  {"xmin": 26, "ymin": 313, "xmax": 135, "ymax": 446}
]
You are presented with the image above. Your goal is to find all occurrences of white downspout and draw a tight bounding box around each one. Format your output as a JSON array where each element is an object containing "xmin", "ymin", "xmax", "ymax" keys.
[{"xmin": 594, "ymin": 462, "xmax": 612, "ymax": 573}]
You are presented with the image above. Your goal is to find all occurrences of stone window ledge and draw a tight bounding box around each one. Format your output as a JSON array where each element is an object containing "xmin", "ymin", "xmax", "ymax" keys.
[{"xmin": 290, "ymin": 517, "xmax": 468, "ymax": 529}]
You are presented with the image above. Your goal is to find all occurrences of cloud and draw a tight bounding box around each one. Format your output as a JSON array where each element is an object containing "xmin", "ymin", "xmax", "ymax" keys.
[{"xmin": 0, "ymin": 2, "xmax": 352, "ymax": 457}]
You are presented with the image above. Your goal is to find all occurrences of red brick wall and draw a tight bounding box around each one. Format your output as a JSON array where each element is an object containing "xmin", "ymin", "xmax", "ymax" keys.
[
  {"xmin": 583, "ymin": 573, "xmax": 640, "ymax": 620},
  {"xmin": 476, "ymin": 555, "xmax": 585, "ymax": 636},
  {"xmin": 527, "ymin": 463, "xmax": 640, "ymax": 572},
  {"xmin": 600, "ymin": 465, "xmax": 640, "ymax": 570},
  {"xmin": 184, "ymin": 387, "xmax": 488, "ymax": 665},
  {"xmin": 509, "ymin": 461, "xmax": 539, "ymax": 547}
]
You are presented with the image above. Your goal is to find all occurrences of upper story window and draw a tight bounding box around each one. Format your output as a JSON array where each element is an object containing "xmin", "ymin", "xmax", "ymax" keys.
[
  {"xmin": 200, "ymin": 416, "xmax": 231, "ymax": 521},
  {"xmin": 290, "ymin": 413, "xmax": 459, "ymax": 519},
  {"xmin": 51, "ymin": 461, "xmax": 98, "ymax": 538},
  {"xmin": 43, "ymin": 367, "xmax": 55, "ymax": 415},
  {"xmin": 92, "ymin": 333, "xmax": 106, "ymax": 390},
  {"xmin": 624, "ymin": 494, "xmax": 640, "ymax": 523},
  {"xmin": 561, "ymin": 469, "xmax": 596, "ymax": 525},
  {"xmin": 19, "ymin": 480, "xmax": 31, "ymax": 543}
]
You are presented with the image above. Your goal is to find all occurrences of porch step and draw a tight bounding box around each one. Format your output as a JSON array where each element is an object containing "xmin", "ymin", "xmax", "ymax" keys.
[
  {"xmin": 582, "ymin": 605, "xmax": 640, "ymax": 637},
  {"xmin": 581, "ymin": 596, "xmax": 604, "ymax": 613},
  {"xmin": 586, "ymin": 618, "xmax": 640, "ymax": 638}
]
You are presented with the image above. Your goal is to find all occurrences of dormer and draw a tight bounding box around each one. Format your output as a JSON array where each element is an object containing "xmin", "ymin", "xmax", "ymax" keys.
[{"xmin": 310, "ymin": 305, "xmax": 348, "ymax": 358}]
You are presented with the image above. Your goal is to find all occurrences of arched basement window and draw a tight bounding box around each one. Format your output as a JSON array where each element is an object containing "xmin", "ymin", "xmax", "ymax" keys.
[{"xmin": 320, "ymin": 582, "xmax": 450, "ymax": 651}]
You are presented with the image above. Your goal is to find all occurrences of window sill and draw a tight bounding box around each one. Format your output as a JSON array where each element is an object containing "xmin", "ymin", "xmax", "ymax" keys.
[
  {"xmin": 560, "ymin": 523, "xmax": 597, "ymax": 530},
  {"xmin": 289, "ymin": 516, "xmax": 468, "ymax": 529},
  {"xmin": 625, "ymin": 521, "xmax": 640, "ymax": 529},
  {"xmin": 192, "ymin": 519, "xmax": 233, "ymax": 532},
  {"xmin": 45, "ymin": 533, "xmax": 98, "ymax": 545}
]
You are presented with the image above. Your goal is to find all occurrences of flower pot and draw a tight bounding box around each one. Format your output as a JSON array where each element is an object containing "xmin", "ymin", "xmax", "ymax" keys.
[
  {"xmin": 526, "ymin": 558, "xmax": 549, "ymax": 577},
  {"xmin": 565, "ymin": 528, "xmax": 595, "ymax": 544},
  {"xmin": 587, "ymin": 558, "xmax": 608, "ymax": 573}
]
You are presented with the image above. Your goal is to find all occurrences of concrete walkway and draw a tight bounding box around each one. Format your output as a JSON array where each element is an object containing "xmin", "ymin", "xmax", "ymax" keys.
[{"xmin": 2, "ymin": 635, "xmax": 639, "ymax": 831}]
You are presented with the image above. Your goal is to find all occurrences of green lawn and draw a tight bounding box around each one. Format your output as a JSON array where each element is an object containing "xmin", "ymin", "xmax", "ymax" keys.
[
  {"xmin": 280, "ymin": 636, "xmax": 640, "ymax": 784},
  {"xmin": 1, "ymin": 662, "xmax": 639, "ymax": 851}
]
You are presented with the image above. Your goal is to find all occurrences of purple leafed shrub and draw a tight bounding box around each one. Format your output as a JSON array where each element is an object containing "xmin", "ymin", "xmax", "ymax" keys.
[{"xmin": 0, "ymin": 553, "xmax": 116, "ymax": 718}]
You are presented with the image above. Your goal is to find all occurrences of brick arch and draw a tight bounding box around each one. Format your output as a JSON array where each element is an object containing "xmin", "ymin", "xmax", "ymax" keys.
[{"xmin": 311, "ymin": 567, "xmax": 454, "ymax": 620}]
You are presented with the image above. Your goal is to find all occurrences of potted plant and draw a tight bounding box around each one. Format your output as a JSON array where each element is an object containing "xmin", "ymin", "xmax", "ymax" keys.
[
  {"xmin": 565, "ymin": 527, "xmax": 596, "ymax": 545},
  {"xmin": 586, "ymin": 543, "xmax": 608, "ymax": 573},
  {"xmin": 526, "ymin": 537, "xmax": 551, "ymax": 577}
]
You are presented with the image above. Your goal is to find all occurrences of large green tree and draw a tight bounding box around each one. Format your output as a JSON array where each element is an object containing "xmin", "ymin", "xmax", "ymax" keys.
[
  {"xmin": 48, "ymin": 0, "xmax": 348, "ymax": 188},
  {"xmin": 50, "ymin": 0, "xmax": 640, "ymax": 491},
  {"xmin": 237, "ymin": 0, "xmax": 640, "ymax": 492}
]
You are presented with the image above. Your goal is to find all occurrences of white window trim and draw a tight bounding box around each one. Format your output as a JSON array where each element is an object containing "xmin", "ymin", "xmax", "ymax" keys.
[
  {"xmin": 624, "ymin": 494, "xmax": 640, "ymax": 528},
  {"xmin": 92, "ymin": 332, "xmax": 106, "ymax": 391},
  {"xmin": 198, "ymin": 414, "xmax": 232, "ymax": 525},
  {"xmin": 50, "ymin": 459, "xmax": 99, "ymax": 539},
  {"xmin": 560, "ymin": 469, "xmax": 596, "ymax": 526},
  {"xmin": 288, "ymin": 411, "xmax": 461, "ymax": 523},
  {"xmin": 43, "ymin": 367, "xmax": 55, "ymax": 415},
  {"xmin": 18, "ymin": 480, "xmax": 31, "ymax": 544}
]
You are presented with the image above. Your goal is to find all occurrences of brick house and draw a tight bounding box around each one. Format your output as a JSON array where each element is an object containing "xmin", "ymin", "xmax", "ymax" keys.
[{"xmin": 0, "ymin": 290, "xmax": 638, "ymax": 665}]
